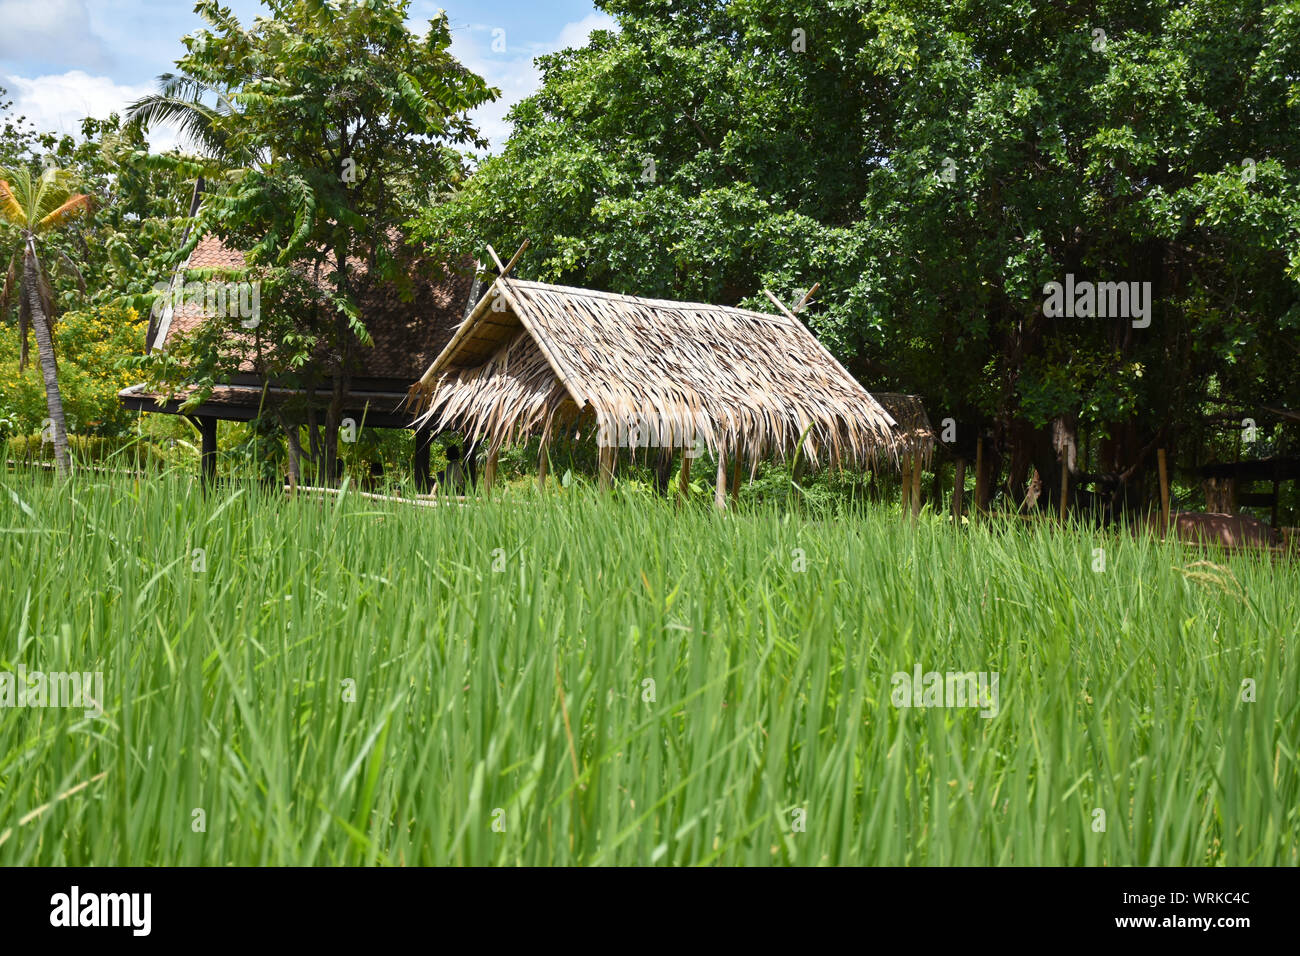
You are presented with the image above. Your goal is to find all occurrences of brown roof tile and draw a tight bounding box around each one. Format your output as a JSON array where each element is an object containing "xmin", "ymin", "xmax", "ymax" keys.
[{"xmin": 157, "ymin": 235, "xmax": 475, "ymax": 383}]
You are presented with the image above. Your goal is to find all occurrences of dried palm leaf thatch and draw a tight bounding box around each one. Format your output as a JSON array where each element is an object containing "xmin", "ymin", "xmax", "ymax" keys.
[
  {"xmin": 871, "ymin": 393, "xmax": 937, "ymax": 467},
  {"xmin": 409, "ymin": 278, "xmax": 904, "ymax": 470}
]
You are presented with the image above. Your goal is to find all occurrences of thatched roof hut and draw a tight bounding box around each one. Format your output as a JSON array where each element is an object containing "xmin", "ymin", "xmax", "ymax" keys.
[
  {"xmin": 871, "ymin": 393, "xmax": 937, "ymax": 467},
  {"xmin": 407, "ymin": 276, "xmax": 902, "ymax": 470}
]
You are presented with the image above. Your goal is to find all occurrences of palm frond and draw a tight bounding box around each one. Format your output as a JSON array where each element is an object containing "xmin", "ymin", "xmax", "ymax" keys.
[
  {"xmin": 38, "ymin": 194, "xmax": 92, "ymax": 231},
  {"xmin": 0, "ymin": 176, "xmax": 28, "ymax": 226}
]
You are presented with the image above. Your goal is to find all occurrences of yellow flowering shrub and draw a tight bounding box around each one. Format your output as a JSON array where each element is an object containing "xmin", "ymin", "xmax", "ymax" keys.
[{"xmin": 0, "ymin": 304, "xmax": 143, "ymax": 441}]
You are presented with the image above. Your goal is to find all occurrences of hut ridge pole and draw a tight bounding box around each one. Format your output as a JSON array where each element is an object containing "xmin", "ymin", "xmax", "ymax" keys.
[
  {"xmin": 1157, "ymin": 447, "xmax": 1170, "ymax": 534},
  {"xmin": 487, "ymin": 239, "xmax": 530, "ymax": 280},
  {"xmin": 792, "ymin": 281, "xmax": 821, "ymax": 313}
]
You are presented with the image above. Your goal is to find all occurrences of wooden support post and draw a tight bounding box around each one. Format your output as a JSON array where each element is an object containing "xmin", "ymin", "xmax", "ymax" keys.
[
  {"xmin": 1157, "ymin": 447, "xmax": 1170, "ymax": 534},
  {"xmin": 730, "ymin": 451, "xmax": 742, "ymax": 505},
  {"xmin": 973, "ymin": 436, "xmax": 985, "ymax": 518},
  {"xmin": 1271, "ymin": 467, "xmax": 1281, "ymax": 529},
  {"xmin": 1059, "ymin": 458, "xmax": 1069, "ymax": 524},
  {"xmin": 464, "ymin": 439, "xmax": 480, "ymax": 489},
  {"xmin": 483, "ymin": 446, "xmax": 499, "ymax": 496},
  {"xmin": 678, "ymin": 450, "xmax": 692, "ymax": 503},
  {"xmin": 904, "ymin": 452, "xmax": 915, "ymax": 520},
  {"xmin": 197, "ymin": 415, "xmax": 218, "ymax": 485},
  {"xmin": 598, "ymin": 442, "xmax": 615, "ymax": 493},
  {"xmin": 911, "ymin": 452, "xmax": 923, "ymax": 519},
  {"xmin": 953, "ymin": 458, "xmax": 966, "ymax": 522},
  {"xmin": 413, "ymin": 426, "xmax": 434, "ymax": 493},
  {"xmin": 715, "ymin": 448, "xmax": 728, "ymax": 510},
  {"xmin": 537, "ymin": 439, "xmax": 550, "ymax": 491}
]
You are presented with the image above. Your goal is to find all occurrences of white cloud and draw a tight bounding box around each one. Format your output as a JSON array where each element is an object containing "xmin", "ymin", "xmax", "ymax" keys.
[
  {"xmin": 0, "ymin": 0, "xmax": 110, "ymax": 71},
  {"xmin": 2, "ymin": 70, "xmax": 177, "ymax": 149},
  {"xmin": 555, "ymin": 12, "xmax": 617, "ymax": 51},
  {"xmin": 452, "ymin": 11, "xmax": 617, "ymax": 153}
]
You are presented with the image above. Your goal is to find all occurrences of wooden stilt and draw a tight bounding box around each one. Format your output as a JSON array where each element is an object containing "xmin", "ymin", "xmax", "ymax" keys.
[
  {"xmin": 1059, "ymin": 457, "xmax": 1069, "ymax": 523},
  {"xmin": 537, "ymin": 439, "xmax": 550, "ymax": 491},
  {"xmin": 413, "ymin": 426, "xmax": 434, "ymax": 493},
  {"xmin": 483, "ymin": 446, "xmax": 499, "ymax": 496},
  {"xmin": 715, "ymin": 449, "xmax": 728, "ymax": 510},
  {"xmin": 901, "ymin": 453, "xmax": 913, "ymax": 519},
  {"xmin": 730, "ymin": 451, "xmax": 742, "ymax": 505},
  {"xmin": 678, "ymin": 450, "xmax": 692, "ymax": 503},
  {"xmin": 1157, "ymin": 447, "xmax": 1170, "ymax": 535},
  {"xmin": 598, "ymin": 442, "xmax": 615, "ymax": 493},
  {"xmin": 911, "ymin": 452, "xmax": 923, "ymax": 519},
  {"xmin": 953, "ymin": 457, "xmax": 966, "ymax": 522},
  {"xmin": 196, "ymin": 415, "xmax": 218, "ymax": 485},
  {"xmin": 1271, "ymin": 462, "xmax": 1281, "ymax": 529}
]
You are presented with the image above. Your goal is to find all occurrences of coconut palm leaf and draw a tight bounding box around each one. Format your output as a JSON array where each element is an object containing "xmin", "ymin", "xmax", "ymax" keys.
[
  {"xmin": 0, "ymin": 174, "xmax": 28, "ymax": 226},
  {"xmin": 38, "ymin": 193, "xmax": 92, "ymax": 231}
]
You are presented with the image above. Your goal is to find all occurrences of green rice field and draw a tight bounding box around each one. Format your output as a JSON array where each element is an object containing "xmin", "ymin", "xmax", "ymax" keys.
[{"xmin": 1, "ymin": 472, "xmax": 1296, "ymax": 865}]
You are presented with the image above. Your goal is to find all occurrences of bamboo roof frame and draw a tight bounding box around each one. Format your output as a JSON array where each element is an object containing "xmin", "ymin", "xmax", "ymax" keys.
[{"xmin": 407, "ymin": 259, "xmax": 905, "ymax": 472}]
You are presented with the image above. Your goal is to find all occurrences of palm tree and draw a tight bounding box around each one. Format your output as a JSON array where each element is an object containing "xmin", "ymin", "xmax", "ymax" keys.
[
  {"xmin": 125, "ymin": 73, "xmax": 257, "ymax": 347},
  {"xmin": 0, "ymin": 165, "xmax": 91, "ymax": 476}
]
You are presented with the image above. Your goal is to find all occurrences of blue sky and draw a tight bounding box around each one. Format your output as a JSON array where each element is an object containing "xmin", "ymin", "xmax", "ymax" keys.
[{"xmin": 0, "ymin": 0, "xmax": 611, "ymax": 151}]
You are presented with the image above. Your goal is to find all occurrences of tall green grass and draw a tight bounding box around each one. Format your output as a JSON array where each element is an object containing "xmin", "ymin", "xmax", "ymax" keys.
[{"xmin": 0, "ymin": 472, "xmax": 1295, "ymax": 865}]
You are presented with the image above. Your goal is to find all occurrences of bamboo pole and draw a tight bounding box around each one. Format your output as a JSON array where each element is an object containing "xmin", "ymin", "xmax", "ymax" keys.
[
  {"xmin": 537, "ymin": 439, "xmax": 549, "ymax": 491},
  {"xmin": 598, "ymin": 442, "xmax": 615, "ymax": 493},
  {"xmin": 911, "ymin": 451, "xmax": 923, "ymax": 520},
  {"xmin": 792, "ymin": 281, "xmax": 821, "ymax": 313},
  {"xmin": 678, "ymin": 450, "xmax": 692, "ymax": 503},
  {"xmin": 485, "ymin": 238, "xmax": 530, "ymax": 280},
  {"xmin": 715, "ymin": 448, "xmax": 728, "ymax": 510},
  {"xmin": 900, "ymin": 453, "xmax": 913, "ymax": 519},
  {"xmin": 1157, "ymin": 447, "xmax": 1170, "ymax": 535},
  {"xmin": 730, "ymin": 451, "xmax": 742, "ymax": 505},
  {"xmin": 483, "ymin": 447, "xmax": 499, "ymax": 496}
]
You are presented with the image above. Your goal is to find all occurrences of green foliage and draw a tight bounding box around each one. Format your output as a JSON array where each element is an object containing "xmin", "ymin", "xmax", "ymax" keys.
[
  {"xmin": 414, "ymin": 0, "xmax": 1300, "ymax": 481},
  {"xmin": 0, "ymin": 304, "xmax": 143, "ymax": 438}
]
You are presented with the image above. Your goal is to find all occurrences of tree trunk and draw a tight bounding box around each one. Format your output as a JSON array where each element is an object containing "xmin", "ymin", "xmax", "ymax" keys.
[{"xmin": 25, "ymin": 242, "xmax": 70, "ymax": 476}]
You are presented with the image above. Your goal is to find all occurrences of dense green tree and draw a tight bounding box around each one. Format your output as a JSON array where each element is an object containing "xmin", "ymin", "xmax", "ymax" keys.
[{"xmin": 415, "ymin": 0, "xmax": 1300, "ymax": 514}]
